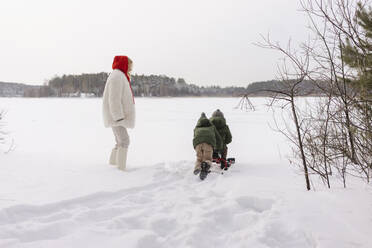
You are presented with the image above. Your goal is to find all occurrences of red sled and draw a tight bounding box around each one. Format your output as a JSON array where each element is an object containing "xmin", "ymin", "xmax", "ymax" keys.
[{"xmin": 212, "ymin": 152, "xmax": 235, "ymax": 170}]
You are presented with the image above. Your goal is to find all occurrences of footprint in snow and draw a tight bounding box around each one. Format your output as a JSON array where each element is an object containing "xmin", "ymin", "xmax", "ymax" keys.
[{"xmin": 235, "ymin": 196, "xmax": 275, "ymax": 213}]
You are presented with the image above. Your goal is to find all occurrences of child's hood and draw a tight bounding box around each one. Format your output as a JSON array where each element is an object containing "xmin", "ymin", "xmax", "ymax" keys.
[
  {"xmin": 210, "ymin": 116, "xmax": 226, "ymax": 128},
  {"xmin": 212, "ymin": 109, "xmax": 224, "ymax": 118},
  {"xmin": 196, "ymin": 113, "xmax": 212, "ymax": 128}
]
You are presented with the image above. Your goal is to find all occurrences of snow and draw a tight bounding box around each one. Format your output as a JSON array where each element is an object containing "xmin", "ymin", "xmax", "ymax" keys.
[{"xmin": 0, "ymin": 97, "xmax": 371, "ymax": 248}]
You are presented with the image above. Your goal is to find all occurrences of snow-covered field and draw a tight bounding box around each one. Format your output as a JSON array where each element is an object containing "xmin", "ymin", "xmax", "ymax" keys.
[{"xmin": 0, "ymin": 97, "xmax": 371, "ymax": 248}]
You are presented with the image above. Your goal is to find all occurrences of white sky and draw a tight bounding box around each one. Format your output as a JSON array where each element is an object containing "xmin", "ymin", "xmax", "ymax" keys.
[{"xmin": 0, "ymin": 0, "xmax": 309, "ymax": 86}]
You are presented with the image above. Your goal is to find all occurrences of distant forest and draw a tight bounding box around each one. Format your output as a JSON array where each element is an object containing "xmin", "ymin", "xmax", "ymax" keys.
[{"xmin": 0, "ymin": 73, "xmax": 323, "ymax": 97}]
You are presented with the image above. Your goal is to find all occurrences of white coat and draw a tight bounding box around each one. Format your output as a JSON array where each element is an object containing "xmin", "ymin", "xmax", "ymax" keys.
[{"xmin": 102, "ymin": 69, "xmax": 135, "ymax": 128}]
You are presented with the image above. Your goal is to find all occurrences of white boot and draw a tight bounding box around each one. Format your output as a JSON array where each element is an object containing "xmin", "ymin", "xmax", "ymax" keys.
[
  {"xmin": 116, "ymin": 147, "xmax": 128, "ymax": 171},
  {"xmin": 109, "ymin": 148, "xmax": 117, "ymax": 165}
]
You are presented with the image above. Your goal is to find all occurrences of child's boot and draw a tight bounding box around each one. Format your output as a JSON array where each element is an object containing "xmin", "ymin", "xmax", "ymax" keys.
[{"xmin": 199, "ymin": 162, "xmax": 210, "ymax": 180}]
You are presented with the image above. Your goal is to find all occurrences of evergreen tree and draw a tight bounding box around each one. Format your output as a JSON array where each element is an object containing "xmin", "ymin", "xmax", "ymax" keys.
[
  {"xmin": 342, "ymin": 1, "xmax": 372, "ymax": 170},
  {"xmin": 343, "ymin": 2, "xmax": 372, "ymax": 94}
]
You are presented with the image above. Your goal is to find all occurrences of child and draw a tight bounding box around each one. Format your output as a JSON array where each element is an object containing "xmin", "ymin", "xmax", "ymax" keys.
[
  {"xmin": 210, "ymin": 109, "xmax": 232, "ymax": 169},
  {"xmin": 193, "ymin": 113, "xmax": 222, "ymax": 179}
]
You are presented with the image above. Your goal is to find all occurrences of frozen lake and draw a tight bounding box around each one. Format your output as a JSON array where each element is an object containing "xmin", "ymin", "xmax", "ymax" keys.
[{"xmin": 0, "ymin": 97, "xmax": 288, "ymax": 167}]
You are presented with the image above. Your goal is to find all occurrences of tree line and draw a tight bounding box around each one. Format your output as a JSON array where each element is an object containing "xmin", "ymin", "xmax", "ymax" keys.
[
  {"xmin": 1, "ymin": 76, "xmax": 330, "ymax": 98},
  {"xmin": 22, "ymin": 74, "xmax": 248, "ymax": 97}
]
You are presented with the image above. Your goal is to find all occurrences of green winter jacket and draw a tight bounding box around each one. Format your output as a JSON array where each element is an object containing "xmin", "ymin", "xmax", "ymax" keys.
[
  {"xmin": 210, "ymin": 116, "xmax": 232, "ymax": 151},
  {"xmin": 193, "ymin": 114, "xmax": 222, "ymax": 150}
]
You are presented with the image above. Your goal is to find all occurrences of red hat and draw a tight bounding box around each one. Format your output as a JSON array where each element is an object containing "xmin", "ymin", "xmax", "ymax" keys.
[
  {"xmin": 112, "ymin": 55, "xmax": 130, "ymax": 82},
  {"xmin": 112, "ymin": 55, "xmax": 135, "ymax": 103}
]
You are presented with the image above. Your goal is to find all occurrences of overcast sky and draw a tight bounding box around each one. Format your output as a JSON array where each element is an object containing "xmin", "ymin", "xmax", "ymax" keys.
[{"xmin": 0, "ymin": 0, "xmax": 309, "ymax": 86}]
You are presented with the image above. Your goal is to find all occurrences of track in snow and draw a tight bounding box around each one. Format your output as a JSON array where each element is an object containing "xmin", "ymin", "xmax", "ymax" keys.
[{"xmin": 0, "ymin": 162, "xmax": 315, "ymax": 248}]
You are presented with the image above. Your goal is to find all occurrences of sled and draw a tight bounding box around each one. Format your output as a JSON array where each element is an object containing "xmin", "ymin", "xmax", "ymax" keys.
[
  {"xmin": 198, "ymin": 156, "xmax": 236, "ymax": 180},
  {"xmin": 212, "ymin": 152, "xmax": 236, "ymax": 170}
]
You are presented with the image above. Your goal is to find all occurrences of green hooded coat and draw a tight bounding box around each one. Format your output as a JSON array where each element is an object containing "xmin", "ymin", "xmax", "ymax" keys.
[
  {"xmin": 193, "ymin": 113, "xmax": 222, "ymax": 150},
  {"xmin": 210, "ymin": 110, "xmax": 232, "ymax": 151}
]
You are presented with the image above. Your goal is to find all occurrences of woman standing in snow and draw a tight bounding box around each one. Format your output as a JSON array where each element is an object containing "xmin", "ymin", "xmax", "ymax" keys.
[{"xmin": 102, "ymin": 56, "xmax": 135, "ymax": 171}]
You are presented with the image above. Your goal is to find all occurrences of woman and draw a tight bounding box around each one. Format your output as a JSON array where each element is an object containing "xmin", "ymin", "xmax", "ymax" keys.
[{"xmin": 102, "ymin": 55, "xmax": 135, "ymax": 171}]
